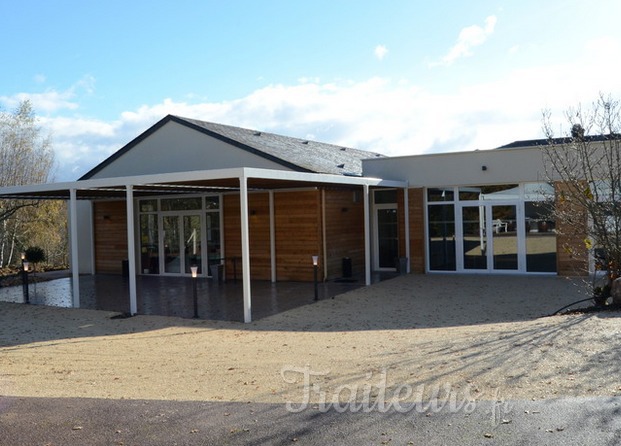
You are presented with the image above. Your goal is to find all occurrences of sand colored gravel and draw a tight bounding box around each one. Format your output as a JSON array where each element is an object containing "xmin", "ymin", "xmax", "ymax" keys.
[{"xmin": 1, "ymin": 274, "xmax": 620, "ymax": 406}]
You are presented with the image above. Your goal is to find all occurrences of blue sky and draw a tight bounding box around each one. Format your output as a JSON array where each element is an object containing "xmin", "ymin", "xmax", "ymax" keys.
[{"xmin": 2, "ymin": 0, "xmax": 621, "ymax": 181}]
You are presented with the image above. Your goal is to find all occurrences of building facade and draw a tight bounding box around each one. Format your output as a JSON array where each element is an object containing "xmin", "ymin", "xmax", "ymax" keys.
[{"xmin": 0, "ymin": 115, "xmax": 598, "ymax": 321}]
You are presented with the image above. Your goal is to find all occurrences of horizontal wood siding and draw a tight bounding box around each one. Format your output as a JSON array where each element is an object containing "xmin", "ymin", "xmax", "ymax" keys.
[
  {"xmin": 324, "ymin": 188, "xmax": 364, "ymax": 279},
  {"xmin": 93, "ymin": 201, "xmax": 128, "ymax": 274},
  {"xmin": 223, "ymin": 193, "xmax": 271, "ymax": 280},
  {"xmin": 274, "ymin": 190, "xmax": 322, "ymax": 281},
  {"xmin": 224, "ymin": 190, "xmax": 322, "ymax": 282}
]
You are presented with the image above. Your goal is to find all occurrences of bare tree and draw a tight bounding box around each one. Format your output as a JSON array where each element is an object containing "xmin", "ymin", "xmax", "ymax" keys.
[
  {"xmin": 0, "ymin": 100, "xmax": 55, "ymax": 267},
  {"xmin": 542, "ymin": 93, "xmax": 621, "ymax": 300}
]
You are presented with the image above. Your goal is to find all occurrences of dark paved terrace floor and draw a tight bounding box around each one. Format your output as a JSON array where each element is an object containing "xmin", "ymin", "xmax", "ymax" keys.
[{"xmin": 0, "ymin": 272, "xmax": 391, "ymax": 322}]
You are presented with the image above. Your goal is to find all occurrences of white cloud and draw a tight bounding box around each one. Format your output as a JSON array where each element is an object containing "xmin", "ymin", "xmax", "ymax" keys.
[
  {"xmin": 27, "ymin": 36, "xmax": 621, "ymax": 182},
  {"xmin": 374, "ymin": 45, "xmax": 388, "ymax": 61},
  {"xmin": 0, "ymin": 90, "xmax": 78, "ymax": 113},
  {"xmin": 432, "ymin": 15, "xmax": 497, "ymax": 66},
  {"xmin": 0, "ymin": 75, "xmax": 95, "ymax": 113}
]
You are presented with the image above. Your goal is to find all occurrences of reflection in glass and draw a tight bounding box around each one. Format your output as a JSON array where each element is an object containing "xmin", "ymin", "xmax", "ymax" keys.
[
  {"xmin": 205, "ymin": 196, "xmax": 220, "ymax": 210},
  {"xmin": 525, "ymin": 200, "xmax": 556, "ymax": 272},
  {"xmin": 139, "ymin": 214, "xmax": 159, "ymax": 274},
  {"xmin": 428, "ymin": 204, "xmax": 456, "ymax": 270},
  {"xmin": 428, "ymin": 188, "xmax": 454, "ymax": 202},
  {"xmin": 139, "ymin": 199, "xmax": 158, "ymax": 212},
  {"xmin": 462, "ymin": 184, "xmax": 519, "ymax": 201},
  {"xmin": 161, "ymin": 197, "xmax": 202, "ymax": 211},
  {"xmin": 377, "ymin": 208, "xmax": 399, "ymax": 268},
  {"xmin": 374, "ymin": 189, "xmax": 398, "ymax": 204},
  {"xmin": 184, "ymin": 215, "xmax": 202, "ymax": 274},
  {"xmin": 462, "ymin": 206, "xmax": 487, "ymax": 269},
  {"xmin": 206, "ymin": 212, "xmax": 221, "ymax": 265},
  {"xmin": 163, "ymin": 216, "xmax": 181, "ymax": 273},
  {"xmin": 492, "ymin": 205, "xmax": 518, "ymax": 270}
]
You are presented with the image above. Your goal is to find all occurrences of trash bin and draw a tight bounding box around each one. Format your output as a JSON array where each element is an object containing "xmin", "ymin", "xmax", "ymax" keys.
[
  {"xmin": 121, "ymin": 259, "xmax": 129, "ymax": 278},
  {"xmin": 210, "ymin": 263, "xmax": 224, "ymax": 283},
  {"xmin": 342, "ymin": 257, "xmax": 352, "ymax": 278},
  {"xmin": 397, "ymin": 257, "xmax": 408, "ymax": 275}
]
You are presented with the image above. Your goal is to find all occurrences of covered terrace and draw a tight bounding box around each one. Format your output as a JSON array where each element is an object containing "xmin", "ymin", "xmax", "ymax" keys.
[{"xmin": 0, "ymin": 167, "xmax": 408, "ymax": 322}]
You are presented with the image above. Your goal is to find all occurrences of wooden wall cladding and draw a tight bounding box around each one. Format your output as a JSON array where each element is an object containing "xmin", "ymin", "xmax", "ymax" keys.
[
  {"xmin": 408, "ymin": 188, "xmax": 425, "ymax": 274},
  {"xmin": 323, "ymin": 188, "xmax": 364, "ymax": 279},
  {"xmin": 223, "ymin": 193, "xmax": 272, "ymax": 280},
  {"xmin": 224, "ymin": 190, "xmax": 322, "ymax": 282},
  {"xmin": 274, "ymin": 190, "xmax": 321, "ymax": 281},
  {"xmin": 93, "ymin": 201, "xmax": 128, "ymax": 274}
]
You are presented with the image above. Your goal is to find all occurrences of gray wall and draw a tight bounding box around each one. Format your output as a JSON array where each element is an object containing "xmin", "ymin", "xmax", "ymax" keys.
[
  {"xmin": 88, "ymin": 120, "xmax": 294, "ymax": 179},
  {"xmin": 363, "ymin": 147, "xmax": 549, "ymax": 187}
]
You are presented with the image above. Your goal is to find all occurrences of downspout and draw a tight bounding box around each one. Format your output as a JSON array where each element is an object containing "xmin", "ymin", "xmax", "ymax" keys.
[
  {"xmin": 269, "ymin": 190, "xmax": 276, "ymax": 283},
  {"xmin": 404, "ymin": 186, "xmax": 411, "ymax": 273},
  {"xmin": 321, "ymin": 188, "xmax": 327, "ymax": 281}
]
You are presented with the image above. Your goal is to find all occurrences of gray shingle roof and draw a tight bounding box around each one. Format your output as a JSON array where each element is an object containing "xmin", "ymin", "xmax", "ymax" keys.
[
  {"xmin": 176, "ymin": 116, "xmax": 385, "ymax": 176},
  {"xmin": 80, "ymin": 115, "xmax": 386, "ymax": 180}
]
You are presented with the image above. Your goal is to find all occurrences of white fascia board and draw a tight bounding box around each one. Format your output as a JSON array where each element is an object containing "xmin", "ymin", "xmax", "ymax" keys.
[
  {"xmin": 0, "ymin": 180, "xmax": 81, "ymax": 195},
  {"xmin": 0, "ymin": 166, "xmax": 407, "ymax": 196},
  {"xmin": 242, "ymin": 167, "xmax": 408, "ymax": 188}
]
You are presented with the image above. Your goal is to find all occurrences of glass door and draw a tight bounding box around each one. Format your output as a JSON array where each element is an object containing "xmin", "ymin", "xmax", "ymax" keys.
[
  {"xmin": 375, "ymin": 206, "xmax": 399, "ymax": 269},
  {"xmin": 183, "ymin": 215, "xmax": 202, "ymax": 274},
  {"xmin": 491, "ymin": 204, "xmax": 518, "ymax": 270},
  {"xmin": 459, "ymin": 203, "xmax": 520, "ymax": 272},
  {"xmin": 163, "ymin": 216, "xmax": 181, "ymax": 273},
  {"xmin": 462, "ymin": 205, "xmax": 487, "ymax": 270},
  {"xmin": 162, "ymin": 214, "xmax": 202, "ymax": 275}
]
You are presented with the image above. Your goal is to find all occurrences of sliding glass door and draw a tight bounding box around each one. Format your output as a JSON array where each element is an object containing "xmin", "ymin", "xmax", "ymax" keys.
[{"xmin": 459, "ymin": 203, "xmax": 519, "ymax": 272}]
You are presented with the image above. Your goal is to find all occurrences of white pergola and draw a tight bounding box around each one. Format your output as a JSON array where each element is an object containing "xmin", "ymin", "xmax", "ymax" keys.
[{"xmin": 0, "ymin": 167, "xmax": 408, "ymax": 322}]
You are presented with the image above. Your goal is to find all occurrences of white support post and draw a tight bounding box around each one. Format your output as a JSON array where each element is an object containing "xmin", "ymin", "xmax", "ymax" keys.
[
  {"xmin": 240, "ymin": 176, "xmax": 252, "ymax": 323},
  {"xmin": 69, "ymin": 188, "xmax": 80, "ymax": 308},
  {"xmin": 126, "ymin": 185, "xmax": 138, "ymax": 315},
  {"xmin": 269, "ymin": 190, "xmax": 276, "ymax": 283},
  {"xmin": 363, "ymin": 184, "xmax": 371, "ymax": 286},
  {"xmin": 404, "ymin": 186, "xmax": 411, "ymax": 273}
]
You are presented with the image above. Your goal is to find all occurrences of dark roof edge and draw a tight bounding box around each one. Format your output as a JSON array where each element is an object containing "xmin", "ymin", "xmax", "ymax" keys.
[
  {"xmin": 497, "ymin": 133, "xmax": 621, "ymax": 149},
  {"xmin": 79, "ymin": 115, "xmax": 315, "ymax": 181},
  {"xmin": 79, "ymin": 115, "xmax": 174, "ymax": 180}
]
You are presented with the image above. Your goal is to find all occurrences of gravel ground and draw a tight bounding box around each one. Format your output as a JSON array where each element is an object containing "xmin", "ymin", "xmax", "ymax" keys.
[{"xmin": 1, "ymin": 274, "xmax": 618, "ymax": 407}]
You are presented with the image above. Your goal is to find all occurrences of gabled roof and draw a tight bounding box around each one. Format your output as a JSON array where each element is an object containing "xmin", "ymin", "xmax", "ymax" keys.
[{"xmin": 80, "ymin": 115, "xmax": 385, "ymax": 180}]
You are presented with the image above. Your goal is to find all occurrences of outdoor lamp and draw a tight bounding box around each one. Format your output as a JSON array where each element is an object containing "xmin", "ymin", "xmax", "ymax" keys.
[
  {"xmin": 191, "ymin": 266, "xmax": 199, "ymax": 318},
  {"xmin": 22, "ymin": 260, "xmax": 30, "ymax": 304},
  {"xmin": 312, "ymin": 255, "xmax": 319, "ymax": 301}
]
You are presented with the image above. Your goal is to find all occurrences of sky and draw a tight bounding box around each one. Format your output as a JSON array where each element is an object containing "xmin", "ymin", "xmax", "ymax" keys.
[{"xmin": 2, "ymin": 0, "xmax": 621, "ymax": 181}]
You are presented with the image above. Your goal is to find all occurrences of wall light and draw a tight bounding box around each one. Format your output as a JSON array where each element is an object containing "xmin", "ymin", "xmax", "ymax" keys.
[{"xmin": 312, "ymin": 256, "xmax": 319, "ymax": 301}]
